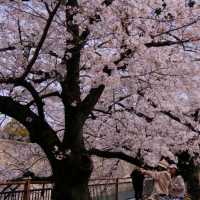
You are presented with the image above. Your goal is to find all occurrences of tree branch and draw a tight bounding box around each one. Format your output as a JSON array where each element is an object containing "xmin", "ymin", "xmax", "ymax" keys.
[
  {"xmin": 16, "ymin": 80, "xmax": 45, "ymax": 120},
  {"xmin": 93, "ymin": 108, "xmax": 111, "ymax": 115},
  {"xmin": 80, "ymin": 85, "xmax": 105, "ymax": 120},
  {"xmin": 160, "ymin": 110, "xmax": 200, "ymax": 134},
  {"xmin": 17, "ymin": 19, "xmax": 23, "ymax": 45},
  {"xmin": 152, "ymin": 18, "xmax": 200, "ymax": 38},
  {"xmin": 117, "ymin": 103, "xmax": 154, "ymax": 123},
  {"xmin": 102, "ymin": 0, "xmax": 116, "ymax": 6},
  {"xmin": 0, "ymin": 46, "xmax": 16, "ymax": 52},
  {"xmin": 27, "ymin": 91, "xmax": 61, "ymax": 107},
  {"xmin": 145, "ymin": 39, "xmax": 190, "ymax": 48},
  {"xmin": 0, "ymin": 96, "xmax": 61, "ymax": 160},
  {"xmin": 137, "ymin": 91, "xmax": 200, "ymax": 134},
  {"xmin": 21, "ymin": 1, "xmax": 61, "ymax": 79},
  {"xmin": 88, "ymin": 148, "xmax": 143, "ymax": 166},
  {"xmin": 0, "ymin": 77, "xmax": 45, "ymax": 120}
]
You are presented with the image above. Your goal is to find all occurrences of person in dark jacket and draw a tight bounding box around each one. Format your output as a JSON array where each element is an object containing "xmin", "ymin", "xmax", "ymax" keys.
[{"xmin": 131, "ymin": 168, "xmax": 144, "ymax": 200}]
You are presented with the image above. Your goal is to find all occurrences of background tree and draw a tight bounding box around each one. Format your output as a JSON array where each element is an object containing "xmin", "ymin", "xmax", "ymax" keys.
[
  {"xmin": 0, "ymin": 0, "xmax": 200, "ymax": 199},
  {"xmin": 2, "ymin": 119, "xmax": 29, "ymax": 140},
  {"xmin": 177, "ymin": 151, "xmax": 200, "ymax": 200}
]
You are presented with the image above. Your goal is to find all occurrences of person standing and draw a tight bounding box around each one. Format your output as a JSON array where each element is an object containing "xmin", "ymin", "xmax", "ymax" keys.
[
  {"xmin": 131, "ymin": 168, "xmax": 144, "ymax": 200},
  {"xmin": 168, "ymin": 164, "xmax": 185, "ymax": 200},
  {"xmin": 140, "ymin": 159, "xmax": 171, "ymax": 200}
]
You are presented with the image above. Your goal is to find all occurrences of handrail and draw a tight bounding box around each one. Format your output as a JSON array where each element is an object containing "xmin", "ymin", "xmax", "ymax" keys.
[
  {"xmin": 90, "ymin": 177, "xmax": 131, "ymax": 181},
  {"xmin": 89, "ymin": 181, "xmax": 131, "ymax": 187},
  {"xmin": 0, "ymin": 177, "xmax": 132, "ymax": 185},
  {"xmin": 0, "ymin": 178, "xmax": 134, "ymax": 200},
  {"xmin": 0, "ymin": 180, "xmax": 53, "ymax": 186}
]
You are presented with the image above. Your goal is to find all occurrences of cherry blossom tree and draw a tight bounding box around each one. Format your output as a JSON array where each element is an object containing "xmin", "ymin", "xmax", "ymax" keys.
[{"xmin": 0, "ymin": 0, "xmax": 200, "ymax": 199}]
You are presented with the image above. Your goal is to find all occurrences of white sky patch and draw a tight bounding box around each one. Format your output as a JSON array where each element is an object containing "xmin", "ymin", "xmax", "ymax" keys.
[
  {"xmin": 176, "ymin": 91, "xmax": 189, "ymax": 102},
  {"xmin": 0, "ymin": 6, "xmax": 7, "ymax": 23},
  {"xmin": 96, "ymin": 48, "xmax": 119, "ymax": 57}
]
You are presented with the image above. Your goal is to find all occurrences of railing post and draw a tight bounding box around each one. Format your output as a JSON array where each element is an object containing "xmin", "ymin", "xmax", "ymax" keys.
[
  {"xmin": 115, "ymin": 178, "xmax": 118, "ymax": 200},
  {"xmin": 23, "ymin": 180, "xmax": 31, "ymax": 200},
  {"xmin": 41, "ymin": 183, "xmax": 45, "ymax": 197}
]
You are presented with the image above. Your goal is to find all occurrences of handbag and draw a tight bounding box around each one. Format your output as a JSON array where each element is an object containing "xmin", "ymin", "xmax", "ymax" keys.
[{"xmin": 184, "ymin": 193, "xmax": 191, "ymax": 200}]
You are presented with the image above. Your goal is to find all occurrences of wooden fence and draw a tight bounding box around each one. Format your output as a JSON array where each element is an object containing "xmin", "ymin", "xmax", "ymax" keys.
[{"xmin": 0, "ymin": 178, "xmax": 134, "ymax": 200}]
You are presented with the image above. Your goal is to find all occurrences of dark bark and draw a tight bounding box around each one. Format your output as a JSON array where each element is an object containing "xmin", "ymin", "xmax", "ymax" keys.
[
  {"xmin": 0, "ymin": 96, "xmax": 61, "ymax": 160},
  {"xmin": 0, "ymin": 96, "xmax": 96, "ymax": 200},
  {"xmin": 177, "ymin": 152, "xmax": 200, "ymax": 200},
  {"xmin": 0, "ymin": 1, "xmax": 104, "ymax": 200},
  {"xmin": 88, "ymin": 148, "xmax": 143, "ymax": 166},
  {"xmin": 0, "ymin": 2, "xmax": 141, "ymax": 200},
  {"xmin": 51, "ymin": 154, "xmax": 93, "ymax": 200},
  {"xmin": 145, "ymin": 39, "xmax": 190, "ymax": 48}
]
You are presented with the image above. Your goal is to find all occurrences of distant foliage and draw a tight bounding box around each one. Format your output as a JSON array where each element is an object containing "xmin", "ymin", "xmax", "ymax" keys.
[{"xmin": 3, "ymin": 119, "xmax": 29, "ymax": 138}]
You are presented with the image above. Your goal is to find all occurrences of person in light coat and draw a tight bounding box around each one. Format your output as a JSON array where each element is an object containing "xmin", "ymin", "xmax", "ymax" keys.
[
  {"xmin": 140, "ymin": 159, "xmax": 171, "ymax": 200},
  {"xmin": 168, "ymin": 164, "xmax": 185, "ymax": 200}
]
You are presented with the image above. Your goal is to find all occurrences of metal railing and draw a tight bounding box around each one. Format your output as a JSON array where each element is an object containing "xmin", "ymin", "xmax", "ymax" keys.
[
  {"xmin": 89, "ymin": 178, "xmax": 133, "ymax": 200},
  {"xmin": 0, "ymin": 178, "xmax": 133, "ymax": 200},
  {"xmin": 0, "ymin": 180, "xmax": 52, "ymax": 200}
]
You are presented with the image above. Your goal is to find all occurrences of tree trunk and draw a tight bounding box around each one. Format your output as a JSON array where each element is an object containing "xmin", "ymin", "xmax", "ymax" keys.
[
  {"xmin": 184, "ymin": 166, "xmax": 200, "ymax": 200},
  {"xmin": 51, "ymin": 154, "xmax": 93, "ymax": 200},
  {"xmin": 185, "ymin": 169, "xmax": 200, "ymax": 200},
  {"xmin": 52, "ymin": 181, "xmax": 90, "ymax": 200},
  {"xmin": 177, "ymin": 152, "xmax": 200, "ymax": 200}
]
